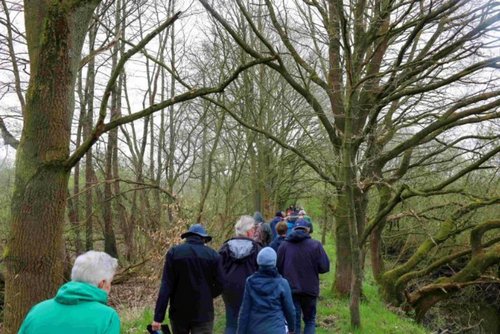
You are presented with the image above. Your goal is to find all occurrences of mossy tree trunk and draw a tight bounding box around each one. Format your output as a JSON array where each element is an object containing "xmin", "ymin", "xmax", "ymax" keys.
[
  {"xmin": 370, "ymin": 184, "xmax": 391, "ymax": 282},
  {"xmin": 409, "ymin": 243, "xmax": 500, "ymax": 321},
  {"xmin": 380, "ymin": 219, "xmax": 455, "ymax": 304},
  {"xmin": 407, "ymin": 220, "xmax": 500, "ymax": 320},
  {"xmin": 341, "ymin": 116, "xmax": 363, "ymax": 328},
  {"xmin": 3, "ymin": 1, "xmax": 99, "ymax": 332},
  {"xmin": 333, "ymin": 191, "xmax": 353, "ymax": 295},
  {"xmin": 380, "ymin": 201, "xmax": 499, "ymax": 306}
]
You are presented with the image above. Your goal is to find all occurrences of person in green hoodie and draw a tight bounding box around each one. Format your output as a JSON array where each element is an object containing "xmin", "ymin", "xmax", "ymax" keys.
[{"xmin": 18, "ymin": 250, "xmax": 120, "ymax": 334}]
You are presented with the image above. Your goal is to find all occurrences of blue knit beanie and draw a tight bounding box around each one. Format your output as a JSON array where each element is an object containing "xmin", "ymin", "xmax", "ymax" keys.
[{"xmin": 257, "ymin": 247, "xmax": 277, "ymax": 267}]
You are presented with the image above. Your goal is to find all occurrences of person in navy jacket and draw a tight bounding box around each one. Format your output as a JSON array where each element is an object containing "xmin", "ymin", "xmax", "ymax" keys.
[
  {"xmin": 277, "ymin": 219, "xmax": 330, "ymax": 334},
  {"xmin": 237, "ymin": 247, "xmax": 295, "ymax": 334},
  {"xmin": 152, "ymin": 224, "xmax": 223, "ymax": 334}
]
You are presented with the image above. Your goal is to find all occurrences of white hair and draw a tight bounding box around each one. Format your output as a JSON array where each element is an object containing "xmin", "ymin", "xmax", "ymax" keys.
[
  {"xmin": 235, "ymin": 215, "xmax": 256, "ymax": 236},
  {"xmin": 71, "ymin": 251, "xmax": 118, "ymax": 286}
]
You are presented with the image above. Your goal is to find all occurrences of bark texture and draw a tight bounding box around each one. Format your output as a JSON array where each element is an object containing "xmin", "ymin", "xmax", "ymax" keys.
[{"xmin": 4, "ymin": 2, "xmax": 99, "ymax": 332}]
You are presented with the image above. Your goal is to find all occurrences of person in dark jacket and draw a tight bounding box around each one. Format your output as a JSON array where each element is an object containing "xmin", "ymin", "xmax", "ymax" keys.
[
  {"xmin": 219, "ymin": 215, "xmax": 262, "ymax": 334},
  {"xmin": 152, "ymin": 224, "xmax": 223, "ymax": 334},
  {"xmin": 253, "ymin": 211, "xmax": 272, "ymax": 246},
  {"xmin": 270, "ymin": 221, "xmax": 288, "ymax": 252},
  {"xmin": 277, "ymin": 220, "xmax": 330, "ymax": 334},
  {"xmin": 237, "ymin": 247, "xmax": 295, "ymax": 334},
  {"xmin": 269, "ymin": 211, "xmax": 285, "ymax": 239}
]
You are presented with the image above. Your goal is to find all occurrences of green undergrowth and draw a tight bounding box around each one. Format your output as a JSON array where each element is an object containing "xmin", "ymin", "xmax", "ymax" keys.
[
  {"xmin": 316, "ymin": 234, "xmax": 426, "ymax": 333},
  {"xmin": 121, "ymin": 230, "xmax": 428, "ymax": 333}
]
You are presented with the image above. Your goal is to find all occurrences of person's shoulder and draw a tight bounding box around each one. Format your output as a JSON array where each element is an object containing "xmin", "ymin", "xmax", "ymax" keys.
[
  {"xmin": 90, "ymin": 300, "xmax": 119, "ymax": 317},
  {"xmin": 203, "ymin": 245, "xmax": 221, "ymax": 258},
  {"xmin": 246, "ymin": 271, "xmax": 258, "ymax": 282},
  {"xmin": 307, "ymin": 238, "xmax": 323, "ymax": 246},
  {"xmin": 280, "ymin": 238, "xmax": 292, "ymax": 246},
  {"xmin": 219, "ymin": 237, "xmax": 236, "ymax": 250},
  {"xmin": 307, "ymin": 238, "xmax": 327, "ymax": 252},
  {"xmin": 97, "ymin": 304, "xmax": 120, "ymax": 331},
  {"xmin": 108, "ymin": 306, "xmax": 120, "ymax": 319},
  {"xmin": 278, "ymin": 276, "xmax": 289, "ymax": 284},
  {"xmin": 24, "ymin": 298, "xmax": 56, "ymax": 316},
  {"xmin": 167, "ymin": 244, "xmax": 179, "ymax": 254}
]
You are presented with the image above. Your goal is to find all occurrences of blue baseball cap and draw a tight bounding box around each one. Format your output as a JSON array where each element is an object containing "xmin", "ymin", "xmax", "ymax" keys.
[
  {"xmin": 181, "ymin": 224, "xmax": 212, "ymax": 242},
  {"xmin": 293, "ymin": 219, "xmax": 310, "ymax": 231}
]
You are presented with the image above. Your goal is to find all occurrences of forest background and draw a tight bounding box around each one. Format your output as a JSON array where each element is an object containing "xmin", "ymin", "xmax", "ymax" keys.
[{"xmin": 0, "ymin": 0, "xmax": 499, "ymax": 333}]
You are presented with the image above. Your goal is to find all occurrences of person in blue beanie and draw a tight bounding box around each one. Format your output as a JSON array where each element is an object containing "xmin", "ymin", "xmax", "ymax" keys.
[
  {"xmin": 152, "ymin": 224, "xmax": 223, "ymax": 334},
  {"xmin": 277, "ymin": 220, "xmax": 330, "ymax": 334},
  {"xmin": 237, "ymin": 247, "xmax": 295, "ymax": 334}
]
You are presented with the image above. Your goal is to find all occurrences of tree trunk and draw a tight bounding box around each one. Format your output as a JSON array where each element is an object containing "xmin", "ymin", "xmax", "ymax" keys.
[
  {"xmin": 102, "ymin": 121, "xmax": 118, "ymax": 258},
  {"xmin": 370, "ymin": 224, "xmax": 385, "ymax": 282},
  {"xmin": 410, "ymin": 243, "xmax": 500, "ymax": 321},
  {"xmin": 341, "ymin": 105, "xmax": 362, "ymax": 328},
  {"xmin": 166, "ymin": 1, "xmax": 176, "ymax": 225},
  {"xmin": 370, "ymin": 184, "xmax": 391, "ymax": 282},
  {"xmin": 70, "ymin": 78, "xmax": 86, "ymax": 254},
  {"xmin": 67, "ymin": 189, "xmax": 82, "ymax": 254},
  {"xmin": 321, "ymin": 192, "xmax": 329, "ymax": 245},
  {"xmin": 196, "ymin": 112, "xmax": 224, "ymax": 224},
  {"xmin": 333, "ymin": 192, "xmax": 352, "ymax": 295},
  {"xmin": 101, "ymin": 0, "xmax": 122, "ymax": 259},
  {"xmin": 4, "ymin": 3, "xmax": 98, "ymax": 332},
  {"xmin": 84, "ymin": 21, "xmax": 98, "ymax": 251}
]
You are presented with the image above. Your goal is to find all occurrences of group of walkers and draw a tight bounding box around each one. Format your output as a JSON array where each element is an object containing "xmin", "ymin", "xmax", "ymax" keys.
[
  {"xmin": 17, "ymin": 208, "xmax": 330, "ymax": 334},
  {"xmin": 152, "ymin": 209, "xmax": 330, "ymax": 334}
]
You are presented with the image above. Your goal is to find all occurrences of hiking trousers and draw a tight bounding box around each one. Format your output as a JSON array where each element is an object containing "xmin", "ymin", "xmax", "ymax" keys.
[
  {"xmin": 292, "ymin": 294, "xmax": 317, "ymax": 334},
  {"xmin": 170, "ymin": 319, "xmax": 214, "ymax": 334}
]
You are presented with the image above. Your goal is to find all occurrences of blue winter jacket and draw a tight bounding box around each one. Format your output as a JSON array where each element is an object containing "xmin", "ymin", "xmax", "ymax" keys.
[
  {"xmin": 277, "ymin": 230, "xmax": 330, "ymax": 296},
  {"xmin": 237, "ymin": 267, "xmax": 295, "ymax": 334}
]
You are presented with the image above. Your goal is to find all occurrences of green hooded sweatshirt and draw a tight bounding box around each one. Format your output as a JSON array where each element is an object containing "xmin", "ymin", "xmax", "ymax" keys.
[{"xmin": 18, "ymin": 281, "xmax": 120, "ymax": 334}]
